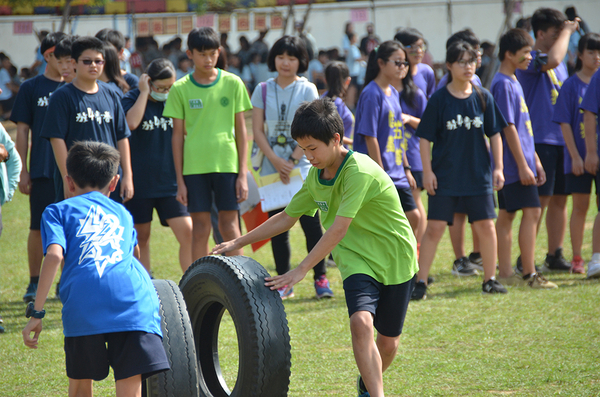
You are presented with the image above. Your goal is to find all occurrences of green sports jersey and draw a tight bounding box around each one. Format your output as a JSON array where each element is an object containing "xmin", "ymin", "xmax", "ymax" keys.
[
  {"xmin": 163, "ymin": 69, "xmax": 252, "ymax": 175},
  {"xmin": 285, "ymin": 151, "xmax": 418, "ymax": 285}
]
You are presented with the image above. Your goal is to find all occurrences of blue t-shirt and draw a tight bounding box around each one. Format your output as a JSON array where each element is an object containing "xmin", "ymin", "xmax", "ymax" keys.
[
  {"xmin": 491, "ymin": 72, "xmax": 536, "ymax": 185},
  {"xmin": 124, "ymin": 72, "xmax": 139, "ymax": 90},
  {"xmin": 516, "ymin": 51, "xmax": 568, "ymax": 146},
  {"xmin": 401, "ymin": 88, "xmax": 428, "ymax": 172},
  {"xmin": 122, "ymin": 89, "xmax": 177, "ymax": 198},
  {"xmin": 416, "ymin": 86, "xmax": 507, "ymax": 196},
  {"xmin": 354, "ymin": 81, "xmax": 409, "ymax": 189},
  {"xmin": 41, "ymin": 191, "xmax": 162, "ymax": 338},
  {"xmin": 9, "ymin": 75, "xmax": 64, "ymax": 179},
  {"xmin": 413, "ymin": 63, "xmax": 436, "ymax": 98},
  {"xmin": 552, "ymin": 74, "xmax": 589, "ymax": 174},
  {"xmin": 436, "ymin": 73, "xmax": 482, "ymax": 91},
  {"xmin": 579, "ymin": 69, "xmax": 600, "ymax": 156}
]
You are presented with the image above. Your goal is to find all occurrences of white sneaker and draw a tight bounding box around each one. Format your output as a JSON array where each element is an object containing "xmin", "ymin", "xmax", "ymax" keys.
[{"xmin": 588, "ymin": 253, "xmax": 600, "ymax": 279}]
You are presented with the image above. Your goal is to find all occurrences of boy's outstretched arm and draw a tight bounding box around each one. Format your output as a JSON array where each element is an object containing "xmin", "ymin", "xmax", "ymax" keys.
[
  {"xmin": 234, "ymin": 111, "xmax": 248, "ymax": 203},
  {"xmin": 117, "ymin": 138, "xmax": 134, "ymax": 202},
  {"xmin": 265, "ymin": 216, "xmax": 352, "ymax": 294},
  {"xmin": 22, "ymin": 244, "xmax": 63, "ymax": 349}
]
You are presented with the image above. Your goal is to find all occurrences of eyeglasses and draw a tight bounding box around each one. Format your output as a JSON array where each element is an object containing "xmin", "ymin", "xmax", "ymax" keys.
[
  {"xmin": 406, "ymin": 44, "xmax": 427, "ymax": 54},
  {"xmin": 456, "ymin": 59, "xmax": 478, "ymax": 68},
  {"xmin": 390, "ymin": 59, "xmax": 409, "ymax": 68},
  {"xmin": 151, "ymin": 81, "xmax": 171, "ymax": 93},
  {"xmin": 80, "ymin": 59, "xmax": 105, "ymax": 66}
]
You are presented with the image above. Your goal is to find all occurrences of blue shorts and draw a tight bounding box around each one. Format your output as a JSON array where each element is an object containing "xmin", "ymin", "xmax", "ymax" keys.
[
  {"xmin": 124, "ymin": 195, "xmax": 189, "ymax": 226},
  {"xmin": 397, "ymin": 186, "xmax": 417, "ymax": 212},
  {"xmin": 427, "ymin": 194, "xmax": 497, "ymax": 225},
  {"xmin": 30, "ymin": 178, "xmax": 55, "ymax": 230},
  {"xmin": 498, "ymin": 182, "xmax": 541, "ymax": 212},
  {"xmin": 536, "ymin": 144, "xmax": 566, "ymax": 196},
  {"xmin": 184, "ymin": 173, "xmax": 239, "ymax": 213},
  {"xmin": 343, "ymin": 274, "xmax": 415, "ymax": 338},
  {"xmin": 64, "ymin": 331, "xmax": 169, "ymax": 381},
  {"xmin": 565, "ymin": 173, "xmax": 596, "ymax": 195},
  {"xmin": 411, "ymin": 171, "xmax": 424, "ymax": 190}
]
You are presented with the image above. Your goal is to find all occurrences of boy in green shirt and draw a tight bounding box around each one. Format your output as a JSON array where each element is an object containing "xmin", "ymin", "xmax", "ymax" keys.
[
  {"xmin": 211, "ymin": 98, "xmax": 418, "ymax": 397},
  {"xmin": 164, "ymin": 27, "xmax": 252, "ymax": 260}
]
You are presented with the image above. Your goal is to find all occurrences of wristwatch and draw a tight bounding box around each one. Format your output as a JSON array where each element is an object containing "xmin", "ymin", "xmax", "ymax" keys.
[
  {"xmin": 26, "ymin": 302, "xmax": 45, "ymax": 319},
  {"xmin": 289, "ymin": 156, "xmax": 300, "ymax": 165}
]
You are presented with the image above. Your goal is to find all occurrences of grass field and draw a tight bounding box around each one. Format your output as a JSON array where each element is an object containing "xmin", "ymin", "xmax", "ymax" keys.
[{"xmin": 1, "ymin": 122, "xmax": 600, "ymax": 396}]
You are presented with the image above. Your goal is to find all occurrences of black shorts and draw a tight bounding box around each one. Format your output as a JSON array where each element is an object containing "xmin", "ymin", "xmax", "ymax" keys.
[
  {"xmin": 184, "ymin": 173, "xmax": 239, "ymax": 213},
  {"xmin": 498, "ymin": 182, "xmax": 541, "ymax": 212},
  {"xmin": 565, "ymin": 173, "xmax": 595, "ymax": 195},
  {"xmin": 411, "ymin": 171, "xmax": 423, "ymax": 189},
  {"xmin": 30, "ymin": 178, "xmax": 55, "ymax": 230},
  {"xmin": 64, "ymin": 331, "xmax": 169, "ymax": 381},
  {"xmin": 343, "ymin": 273, "xmax": 415, "ymax": 338},
  {"xmin": 124, "ymin": 195, "xmax": 189, "ymax": 226},
  {"xmin": 427, "ymin": 194, "xmax": 497, "ymax": 225},
  {"xmin": 397, "ymin": 186, "xmax": 417, "ymax": 212},
  {"xmin": 536, "ymin": 143, "xmax": 566, "ymax": 196}
]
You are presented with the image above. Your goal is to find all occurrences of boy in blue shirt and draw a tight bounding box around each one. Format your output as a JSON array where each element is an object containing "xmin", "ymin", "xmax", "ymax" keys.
[
  {"xmin": 41, "ymin": 36, "xmax": 133, "ymax": 204},
  {"xmin": 22, "ymin": 141, "xmax": 169, "ymax": 397},
  {"xmin": 492, "ymin": 28, "xmax": 557, "ymax": 289},
  {"xmin": 12, "ymin": 32, "xmax": 67, "ymax": 302}
]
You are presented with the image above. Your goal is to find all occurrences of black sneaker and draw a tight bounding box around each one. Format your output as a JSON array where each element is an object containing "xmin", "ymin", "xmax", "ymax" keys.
[
  {"xmin": 482, "ymin": 278, "xmax": 508, "ymax": 294},
  {"xmin": 356, "ymin": 375, "xmax": 369, "ymax": 396},
  {"xmin": 427, "ymin": 276, "xmax": 435, "ymax": 285},
  {"xmin": 452, "ymin": 257, "xmax": 479, "ymax": 277},
  {"xmin": 541, "ymin": 248, "xmax": 571, "ymax": 272},
  {"xmin": 514, "ymin": 255, "xmax": 541, "ymax": 275},
  {"xmin": 411, "ymin": 281, "xmax": 427, "ymax": 301},
  {"xmin": 468, "ymin": 252, "xmax": 483, "ymax": 271},
  {"xmin": 23, "ymin": 282, "xmax": 37, "ymax": 303}
]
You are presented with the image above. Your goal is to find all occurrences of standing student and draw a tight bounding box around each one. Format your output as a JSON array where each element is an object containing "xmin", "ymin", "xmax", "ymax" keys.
[
  {"xmin": 323, "ymin": 61, "xmax": 354, "ymax": 147},
  {"xmin": 54, "ymin": 35, "xmax": 77, "ymax": 83},
  {"xmin": 163, "ymin": 27, "xmax": 251, "ymax": 261},
  {"xmin": 98, "ymin": 43, "xmax": 130, "ymax": 96},
  {"xmin": 437, "ymin": 29, "xmax": 484, "ymax": 90},
  {"xmin": 412, "ymin": 41, "xmax": 508, "ymax": 300},
  {"xmin": 12, "ymin": 32, "xmax": 66, "ymax": 302},
  {"xmin": 516, "ymin": 8, "xmax": 580, "ymax": 274},
  {"xmin": 211, "ymin": 98, "xmax": 417, "ymax": 397},
  {"xmin": 95, "ymin": 28, "xmax": 139, "ymax": 90},
  {"xmin": 394, "ymin": 29, "xmax": 436, "ymax": 98},
  {"xmin": 122, "ymin": 58, "xmax": 193, "ymax": 273},
  {"xmin": 552, "ymin": 33, "xmax": 600, "ymax": 274},
  {"xmin": 251, "ymin": 35, "xmax": 333, "ymax": 299},
  {"xmin": 353, "ymin": 40, "xmax": 421, "ymax": 235},
  {"xmin": 580, "ymin": 68, "xmax": 600, "ymax": 278},
  {"xmin": 492, "ymin": 29, "xmax": 557, "ymax": 289}
]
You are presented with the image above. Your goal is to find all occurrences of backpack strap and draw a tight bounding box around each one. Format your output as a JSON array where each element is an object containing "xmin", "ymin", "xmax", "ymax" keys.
[{"xmin": 261, "ymin": 81, "xmax": 267, "ymax": 121}]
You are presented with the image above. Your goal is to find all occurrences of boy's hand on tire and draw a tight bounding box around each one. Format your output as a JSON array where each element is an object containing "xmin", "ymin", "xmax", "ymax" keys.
[{"xmin": 265, "ymin": 267, "xmax": 306, "ymax": 292}]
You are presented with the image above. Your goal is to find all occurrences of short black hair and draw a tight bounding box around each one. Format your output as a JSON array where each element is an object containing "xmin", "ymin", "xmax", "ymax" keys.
[
  {"xmin": 71, "ymin": 36, "xmax": 105, "ymax": 61},
  {"xmin": 291, "ymin": 98, "xmax": 344, "ymax": 145},
  {"xmin": 498, "ymin": 28, "xmax": 534, "ymax": 61},
  {"xmin": 446, "ymin": 29, "xmax": 480, "ymax": 49},
  {"xmin": 95, "ymin": 28, "xmax": 125, "ymax": 52},
  {"xmin": 187, "ymin": 27, "xmax": 220, "ymax": 52},
  {"xmin": 531, "ymin": 8, "xmax": 566, "ymax": 38},
  {"xmin": 394, "ymin": 28, "xmax": 424, "ymax": 47},
  {"xmin": 146, "ymin": 58, "xmax": 175, "ymax": 81},
  {"xmin": 41, "ymin": 32, "xmax": 67, "ymax": 55},
  {"xmin": 267, "ymin": 35, "xmax": 309, "ymax": 74},
  {"xmin": 54, "ymin": 35, "xmax": 76, "ymax": 59},
  {"xmin": 67, "ymin": 141, "xmax": 120, "ymax": 189}
]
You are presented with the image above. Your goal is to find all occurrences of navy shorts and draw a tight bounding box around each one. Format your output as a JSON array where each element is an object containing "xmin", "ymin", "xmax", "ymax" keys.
[
  {"xmin": 565, "ymin": 173, "xmax": 595, "ymax": 195},
  {"xmin": 427, "ymin": 194, "xmax": 497, "ymax": 225},
  {"xmin": 536, "ymin": 144, "xmax": 566, "ymax": 196},
  {"xmin": 397, "ymin": 186, "xmax": 417, "ymax": 212},
  {"xmin": 343, "ymin": 273, "xmax": 415, "ymax": 338},
  {"xmin": 498, "ymin": 182, "xmax": 541, "ymax": 212},
  {"xmin": 184, "ymin": 173, "xmax": 239, "ymax": 213},
  {"xmin": 124, "ymin": 195, "xmax": 189, "ymax": 226},
  {"xmin": 64, "ymin": 331, "xmax": 170, "ymax": 381},
  {"xmin": 411, "ymin": 171, "xmax": 424, "ymax": 190},
  {"xmin": 30, "ymin": 178, "xmax": 55, "ymax": 230}
]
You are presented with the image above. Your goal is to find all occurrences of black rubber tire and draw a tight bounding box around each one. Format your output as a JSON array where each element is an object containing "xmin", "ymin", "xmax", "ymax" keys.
[
  {"xmin": 179, "ymin": 255, "xmax": 291, "ymax": 397},
  {"xmin": 146, "ymin": 279, "xmax": 201, "ymax": 397}
]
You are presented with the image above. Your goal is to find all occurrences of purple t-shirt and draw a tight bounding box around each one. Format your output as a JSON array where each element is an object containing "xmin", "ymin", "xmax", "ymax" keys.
[
  {"xmin": 413, "ymin": 63, "xmax": 436, "ymax": 98},
  {"xmin": 491, "ymin": 72, "xmax": 536, "ymax": 185},
  {"xmin": 552, "ymin": 74, "xmax": 589, "ymax": 174},
  {"xmin": 436, "ymin": 73, "xmax": 482, "ymax": 91},
  {"xmin": 322, "ymin": 94, "xmax": 354, "ymax": 145},
  {"xmin": 515, "ymin": 51, "xmax": 568, "ymax": 146},
  {"xmin": 579, "ymin": 68, "xmax": 600, "ymax": 155},
  {"xmin": 354, "ymin": 81, "xmax": 409, "ymax": 188},
  {"xmin": 400, "ymin": 88, "xmax": 427, "ymax": 171}
]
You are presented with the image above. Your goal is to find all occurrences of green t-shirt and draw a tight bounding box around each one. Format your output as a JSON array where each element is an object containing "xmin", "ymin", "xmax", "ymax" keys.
[
  {"xmin": 285, "ymin": 151, "xmax": 418, "ymax": 285},
  {"xmin": 163, "ymin": 69, "xmax": 252, "ymax": 175}
]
